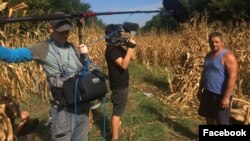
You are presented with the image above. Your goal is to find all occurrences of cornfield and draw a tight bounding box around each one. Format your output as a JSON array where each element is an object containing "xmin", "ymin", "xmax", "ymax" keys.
[{"xmin": 0, "ymin": 2, "xmax": 250, "ymax": 123}]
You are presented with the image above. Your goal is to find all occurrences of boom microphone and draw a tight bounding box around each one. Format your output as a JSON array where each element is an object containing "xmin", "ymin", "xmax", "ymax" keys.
[{"xmin": 163, "ymin": 0, "xmax": 189, "ymax": 23}]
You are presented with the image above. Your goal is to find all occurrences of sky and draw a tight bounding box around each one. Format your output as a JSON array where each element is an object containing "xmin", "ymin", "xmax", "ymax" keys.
[{"xmin": 82, "ymin": 0, "xmax": 163, "ymax": 27}]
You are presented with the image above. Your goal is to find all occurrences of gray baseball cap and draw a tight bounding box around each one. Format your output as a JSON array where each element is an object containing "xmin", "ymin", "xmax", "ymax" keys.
[{"xmin": 49, "ymin": 12, "xmax": 72, "ymax": 32}]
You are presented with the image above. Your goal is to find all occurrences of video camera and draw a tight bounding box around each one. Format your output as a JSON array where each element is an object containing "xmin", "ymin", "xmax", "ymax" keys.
[{"xmin": 105, "ymin": 22, "xmax": 139, "ymax": 46}]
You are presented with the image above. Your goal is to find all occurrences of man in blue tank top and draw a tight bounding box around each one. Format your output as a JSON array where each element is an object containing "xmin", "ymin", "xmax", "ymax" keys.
[{"xmin": 196, "ymin": 32, "xmax": 238, "ymax": 125}]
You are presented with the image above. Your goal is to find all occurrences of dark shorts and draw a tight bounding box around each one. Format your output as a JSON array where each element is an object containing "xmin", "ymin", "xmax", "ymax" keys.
[
  {"xmin": 198, "ymin": 89, "xmax": 232, "ymax": 125},
  {"xmin": 111, "ymin": 88, "xmax": 129, "ymax": 117}
]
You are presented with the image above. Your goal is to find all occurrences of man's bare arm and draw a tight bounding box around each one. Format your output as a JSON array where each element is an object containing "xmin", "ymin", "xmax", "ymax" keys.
[{"xmin": 221, "ymin": 51, "xmax": 238, "ymax": 108}]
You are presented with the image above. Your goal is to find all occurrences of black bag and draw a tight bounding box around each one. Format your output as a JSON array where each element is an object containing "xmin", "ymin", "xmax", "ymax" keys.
[
  {"xmin": 62, "ymin": 69, "xmax": 107, "ymax": 104},
  {"xmin": 62, "ymin": 76, "xmax": 82, "ymax": 105},
  {"xmin": 77, "ymin": 69, "xmax": 107, "ymax": 102}
]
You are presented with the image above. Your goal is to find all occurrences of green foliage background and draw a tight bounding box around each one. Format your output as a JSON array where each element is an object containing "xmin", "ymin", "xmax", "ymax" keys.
[{"xmin": 143, "ymin": 0, "xmax": 250, "ymax": 31}]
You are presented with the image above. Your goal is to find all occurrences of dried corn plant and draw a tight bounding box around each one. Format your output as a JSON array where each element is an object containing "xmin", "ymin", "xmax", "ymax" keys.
[
  {"xmin": 231, "ymin": 98, "xmax": 250, "ymax": 124},
  {"xmin": 0, "ymin": 1, "xmax": 45, "ymax": 103}
]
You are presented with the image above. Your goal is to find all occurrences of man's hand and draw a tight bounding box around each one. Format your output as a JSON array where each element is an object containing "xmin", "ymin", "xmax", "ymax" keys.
[
  {"xmin": 20, "ymin": 111, "xmax": 30, "ymax": 122},
  {"xmin": 78, "ymin": 44, "xmax": 88, "ymax": 54},
  {"xmin": 125, "ymin": 38, "xmax": 136, "ymax": 48},
  {"xmin": 220, "ymin": 96, "xmax": 230, "ymax": 109}
]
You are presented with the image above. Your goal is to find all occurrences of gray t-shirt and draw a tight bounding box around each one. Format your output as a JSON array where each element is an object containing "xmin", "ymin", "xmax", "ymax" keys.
[{"xmin": 29, "ymin": 39, "xmax": 82, "ymax": 87}]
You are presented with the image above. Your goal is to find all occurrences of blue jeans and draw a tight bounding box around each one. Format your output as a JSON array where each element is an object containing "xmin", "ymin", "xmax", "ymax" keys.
[{"xmin": 50, "ymin": 105, "xmax": 90, "ymax": 141}]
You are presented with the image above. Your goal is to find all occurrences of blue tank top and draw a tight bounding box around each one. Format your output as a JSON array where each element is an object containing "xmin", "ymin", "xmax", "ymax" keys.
[{"xmin": 203, "ymin": 49, "xmax": 228, "ymax": 95}]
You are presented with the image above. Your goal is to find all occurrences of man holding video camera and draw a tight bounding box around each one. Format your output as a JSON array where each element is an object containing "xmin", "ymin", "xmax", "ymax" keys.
[{"xmin": 104, "ymin": 22, "xmax": 138, "ymax": 141}]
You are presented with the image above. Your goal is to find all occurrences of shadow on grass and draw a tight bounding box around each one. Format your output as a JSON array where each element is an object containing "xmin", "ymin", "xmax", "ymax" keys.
[
  {"xmin": 36, "ymin": 120, "xmax": 51, "ymax": 141},
  {"xmin": 140, "ymin": 103, "xmax": 198, "ymax": 140},
  {"xmin": 143, "ymin": 77, "xmax": 172, "ymax": 95},
  {"xmin": 91, "ymin": 105, "xmax": 111, "ymax": 141},
  {"xmin": 17, "ymin": 120, "xmax": 51, "ymax": 141}
]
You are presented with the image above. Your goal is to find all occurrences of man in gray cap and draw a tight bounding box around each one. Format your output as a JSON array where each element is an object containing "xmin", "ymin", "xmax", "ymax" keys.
[
  {"xmin": 0, "ymin": 12, "xmax": 91, "ymax": 141},
  {"xmin": 49, "ymin": 12, "xmax": 72, "ymax": 31}
]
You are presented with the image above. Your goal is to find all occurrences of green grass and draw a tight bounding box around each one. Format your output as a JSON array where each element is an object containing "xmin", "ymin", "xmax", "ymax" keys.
[
  {"xmin": 87, "ymin": 85, "xmax": 199, "ymax": 141},
  {"xmin": 17, "ymin": 62, "xmax": 201, "ymax": 141},
  {"xmin": 88, "ymin": 62, "xmax": 200, "ymax": 141},
  {"xmin": 129, "ymin": 61, "xmax": 173, "ymax": 95}
]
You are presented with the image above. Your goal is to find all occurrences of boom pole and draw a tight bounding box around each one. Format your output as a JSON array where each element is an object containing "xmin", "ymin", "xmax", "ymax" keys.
[{"xmin": 0, "ymin": 10, "xmax": 171, "ymax": 24}]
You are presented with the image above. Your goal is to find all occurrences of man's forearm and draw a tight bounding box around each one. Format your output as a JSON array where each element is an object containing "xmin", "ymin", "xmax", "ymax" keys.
[
  {"xmin": 121, "ymin": 48, "xmax": 133, "ymax": 69},
  {"xmin": 224, "ymin": 77, "xmax": 236, "ymax": 98}
]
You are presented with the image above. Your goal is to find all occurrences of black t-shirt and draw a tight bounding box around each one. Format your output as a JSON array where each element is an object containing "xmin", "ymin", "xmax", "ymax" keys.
[{"xmin": 105, "ymin": 45, "xmax": 129, "ymax": 89}]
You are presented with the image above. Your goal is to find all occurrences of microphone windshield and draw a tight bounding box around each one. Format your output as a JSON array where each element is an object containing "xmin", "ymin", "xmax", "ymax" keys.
[{"xmin": 163, "ymin": 0, "xmax": 189, "ymax": 23}]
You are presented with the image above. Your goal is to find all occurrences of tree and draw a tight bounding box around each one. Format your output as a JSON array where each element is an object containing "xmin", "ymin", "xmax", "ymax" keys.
[
  {"xmin": 207, "ymin": 0, "xmax": 250, "ymax": 22},
  {"xmin": 48, "ymin": 0, "xmax": 90, "ymax": 14},
  {"xmin": 1, "ymin": 0, "xmax": 104, "ymax": 30},
  {"xmin": 142, "ymin": 11, "xmax": 179, "ymax": 32},
  {"xmin": 142, "ymin": 0, "xmax": 250, "ymax": 31},
  {"xmin": 186, "ymin": 0, "xmax": 250, "ymax": 23}
]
